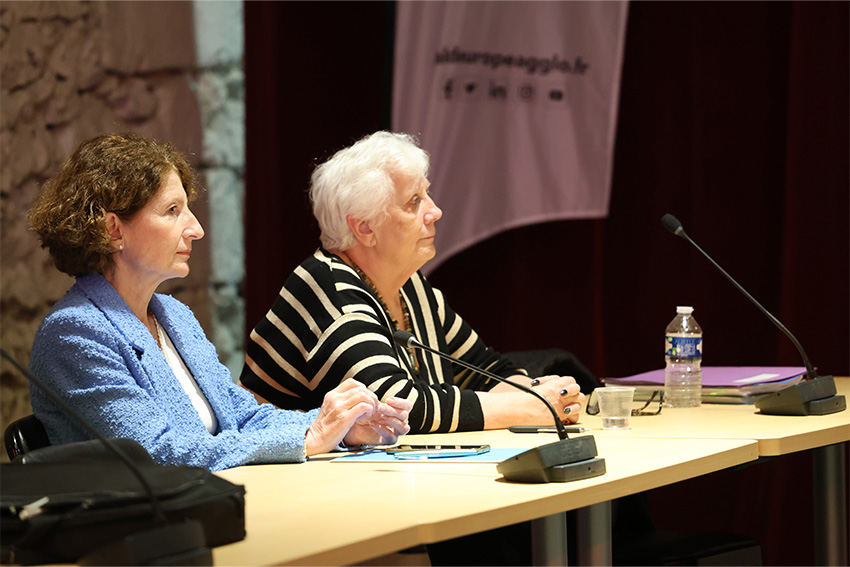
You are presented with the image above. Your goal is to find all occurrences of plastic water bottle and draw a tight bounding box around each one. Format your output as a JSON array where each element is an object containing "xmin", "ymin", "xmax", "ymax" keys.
[{"xmin": 664, "ymin": 306, "xmax": 702, "ymax": 407}]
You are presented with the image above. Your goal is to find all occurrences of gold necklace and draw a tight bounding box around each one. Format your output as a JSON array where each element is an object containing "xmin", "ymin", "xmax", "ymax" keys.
[
  {"xmin": 147, "ymin": 310, "xmax": 162, "ymax": 349},
  {"xmin": 344, "ymin": 257, "xmax": 418, "ymax": 373}
]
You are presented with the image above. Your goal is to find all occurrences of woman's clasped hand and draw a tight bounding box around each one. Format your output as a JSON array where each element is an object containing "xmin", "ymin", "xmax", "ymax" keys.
[
  {"xmin": 305, "ymin": 380, "xmax": 411, "ymax": 455},
  {"xmin": 530, "ymin": 375, "xmax": 585, "ymax": 424}
]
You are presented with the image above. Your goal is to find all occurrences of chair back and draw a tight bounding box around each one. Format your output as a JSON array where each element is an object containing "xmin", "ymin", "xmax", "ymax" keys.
[
  {"xmin": 503, "ymin": 349, "xmax": 599, "ymax": 393},
  {"xmin": 4, "ymin": 414, "xmax": 50, "ymax": 460}
]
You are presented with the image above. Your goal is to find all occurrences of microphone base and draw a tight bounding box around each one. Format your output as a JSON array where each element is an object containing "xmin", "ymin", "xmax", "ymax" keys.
[
  {"xmin": 534, "ymin": 457, "xmax": 607, "ymax": 483},
  {"xmin": 754, "ymin": 375, "xmax": 846, "ymax": 416},
  {"xmin": 497, "ymin": 436, "xmax": 606, "ymax": 483}
]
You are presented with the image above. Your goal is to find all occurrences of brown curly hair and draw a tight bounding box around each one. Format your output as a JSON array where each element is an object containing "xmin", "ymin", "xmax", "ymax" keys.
[{"xmin": 28, "ymin": 133, "xmax": 199, "ymax": 276}]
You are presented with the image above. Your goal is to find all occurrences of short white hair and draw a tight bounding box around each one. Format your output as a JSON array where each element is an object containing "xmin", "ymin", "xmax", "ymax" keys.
[{"xmin": 310, "ymin": 131, "xmax": 430, "ymax": 251}]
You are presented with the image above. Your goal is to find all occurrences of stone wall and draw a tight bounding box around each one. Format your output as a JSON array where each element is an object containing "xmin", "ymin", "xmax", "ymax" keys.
[
  {"xmin": 191, "ymin": 0, "xmax": 245, "ymax": 378},
  {"xmin": 0, "ymin": 0, "xmax": 245, "ymax": 457}
]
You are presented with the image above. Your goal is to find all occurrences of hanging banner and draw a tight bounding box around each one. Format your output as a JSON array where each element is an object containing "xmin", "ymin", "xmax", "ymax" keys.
[{"xmin": 393, "ymin": 1, "xmax": 629, "ymax": 272}]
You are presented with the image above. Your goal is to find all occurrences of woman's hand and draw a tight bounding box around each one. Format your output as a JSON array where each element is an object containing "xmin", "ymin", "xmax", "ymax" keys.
[
  {"xmin": 304, "ymin": 379, "xmax": 380, "ymax": 456},
  {"xmin": 343, "ymin": 396, "xmax": 412, "ymax": 447},
  {"xmin": 478, "ymin": 374, "xmax": 586, "ymax": 429},
  {"xmin": 304, "ymin": 380, "xmax": 412, "ymax": 456},
  {"xmin": 527, "ymin": 375, "xmax": 585, "ymax": 424}
]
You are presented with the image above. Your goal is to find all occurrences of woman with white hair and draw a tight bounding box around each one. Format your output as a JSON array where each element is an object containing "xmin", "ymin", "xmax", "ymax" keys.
[{"xmin": 241, "ymin": 131, "xmax": 585, "ymax": 434}]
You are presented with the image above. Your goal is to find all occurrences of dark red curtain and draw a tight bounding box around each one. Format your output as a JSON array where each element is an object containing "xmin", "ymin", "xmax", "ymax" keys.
[
  {"xmin": 245, "ymin": 2, "xmax": 848, "ymax": 564},
  {"xmin": 244, "ymin": 1, "xmax": 393, "ymax": 323}
]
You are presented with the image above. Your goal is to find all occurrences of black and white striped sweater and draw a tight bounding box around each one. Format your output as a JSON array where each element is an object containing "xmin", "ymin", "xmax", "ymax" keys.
[{"xmin": 240, "ymin": 248, "xmax": 520, "ymax": 433}]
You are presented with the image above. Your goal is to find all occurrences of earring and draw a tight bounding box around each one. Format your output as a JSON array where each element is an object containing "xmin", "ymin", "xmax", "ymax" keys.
[{"xmin": 118, "ymin": 244, "xmax": 124, "ymax": 251}]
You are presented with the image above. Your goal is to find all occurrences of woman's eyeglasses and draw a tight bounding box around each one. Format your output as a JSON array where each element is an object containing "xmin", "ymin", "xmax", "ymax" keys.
[
  {"xmin": 631, "ymin": 389, "xmax": 664, "ymax": 416},
  {"xmin": 586, "ymin": 389, "xmax": 664, "ymax": 416}
]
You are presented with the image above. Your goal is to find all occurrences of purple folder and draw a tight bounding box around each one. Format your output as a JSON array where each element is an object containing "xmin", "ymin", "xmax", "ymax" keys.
[{"xmin": 603, "ymin": 366, "xmax": 807, "ymax": 396}]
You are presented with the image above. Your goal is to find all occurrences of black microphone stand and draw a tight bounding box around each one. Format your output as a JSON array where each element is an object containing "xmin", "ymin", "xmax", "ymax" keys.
[
  {"xmin": 393, "ymin": 331, "xmax": 606, "ymax": 483},
  {"xmin": 661, "ymin": 214, "xmax": 845, "ymax": 416},
  {"xmin": 0, "ymin": 348, "xmax": 166, "ymax": 519},
  {"xmin": 0, "ymin": 347, "xmax": 210, "ymax": 565}
]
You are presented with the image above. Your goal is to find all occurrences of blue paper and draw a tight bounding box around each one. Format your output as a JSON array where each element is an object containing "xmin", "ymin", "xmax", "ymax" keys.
[{"xmin": 331, "ymin": 447, "xmax": 527, "ymax": 463}]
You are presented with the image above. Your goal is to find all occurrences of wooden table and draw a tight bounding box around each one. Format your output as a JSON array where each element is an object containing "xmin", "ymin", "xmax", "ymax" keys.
[
  {"xmin": 212, "ymin": 379, "xmax": 847, "ymax": 566},
  {"xmin": 213, "ymin": 432, "xmax": 758, "ymax": 566},
  {"xmin": 586, "ymin": 376, "xmax": 849, "ymax": 454},
  {"xmin": 582, "ymin": 375, "xmax": 850, "ymax": 565}
]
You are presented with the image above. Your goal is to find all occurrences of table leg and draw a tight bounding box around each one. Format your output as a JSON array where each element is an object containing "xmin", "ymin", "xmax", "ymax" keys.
[
  {"xmin": 531, "ymin": 513, "xmax": 568, "ymax": 566},
  {"xmin": 577, "ymin": 501, "xmax": 612, "ymax": 566},
  {"xmin": 813, "ymin": 443, "xmax": 848, "ymax": 566}
]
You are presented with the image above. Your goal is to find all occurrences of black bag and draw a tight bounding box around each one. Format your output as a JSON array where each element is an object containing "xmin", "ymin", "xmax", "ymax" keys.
[{"xmin": 1, "ymin": 438, "xmax": 246, "ymax": 565}]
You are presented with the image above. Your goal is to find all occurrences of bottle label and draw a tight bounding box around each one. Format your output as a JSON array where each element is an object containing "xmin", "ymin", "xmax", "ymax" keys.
[{"xmin": 665, "ymin": 335, "xmax": 702, "ymax": 358}]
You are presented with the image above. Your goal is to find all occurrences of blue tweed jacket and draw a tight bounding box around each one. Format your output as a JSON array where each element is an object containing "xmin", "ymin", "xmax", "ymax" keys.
[{"xmin": 29, "ymin": 273, "xmax": 319, "ymax": 472}]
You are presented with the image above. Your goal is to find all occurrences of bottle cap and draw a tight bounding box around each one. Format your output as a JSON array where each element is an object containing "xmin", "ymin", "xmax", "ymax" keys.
[{"xmin": 676, "ymin": 306, "xmax": 694, "ymax": 314}]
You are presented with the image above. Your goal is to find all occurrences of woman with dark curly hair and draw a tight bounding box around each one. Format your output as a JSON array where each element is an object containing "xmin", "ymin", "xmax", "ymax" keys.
[{"xmin": 27, "ymin": 132, "xmax": 410, "ymax": 472}]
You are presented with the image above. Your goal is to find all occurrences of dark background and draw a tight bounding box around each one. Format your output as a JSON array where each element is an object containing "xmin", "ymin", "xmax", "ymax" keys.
[{"xmin": 244, "ymin": 2, "xmax": 848, "ymax": 565}]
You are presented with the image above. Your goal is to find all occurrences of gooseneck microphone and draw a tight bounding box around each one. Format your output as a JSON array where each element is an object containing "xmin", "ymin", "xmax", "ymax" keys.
[
  {"xmin": 0, "ymin": 347, "xmax": 210, "ymax": 564},
  {"xmin": 0, "ymin": 348, "xmax": 165, "ymax": 518},
  {"xmin": 393, "ymin": 331, "xmax": 570, "ymax": 440},
  {"xmin": 661, "ymin": 214, "xmax": 845, "ymax": 415},
  {"xmin": 392, "ymin": 330, "xmax": 606, "ymax": 483},
  {"xmin": 662, "ymin": 214, "xmax": 817, "ymax": 379}
]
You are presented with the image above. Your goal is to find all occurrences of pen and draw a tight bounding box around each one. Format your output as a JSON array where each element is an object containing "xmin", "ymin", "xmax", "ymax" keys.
[{"xmin": 508, "ymin": 426, "xmax": 590, "ymax": 434}]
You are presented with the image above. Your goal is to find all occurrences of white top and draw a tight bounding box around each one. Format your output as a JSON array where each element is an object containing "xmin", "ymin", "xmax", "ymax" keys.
[
  {"xmin": 156, "ymin": 319, "xmax": 219, "ymax": 434},
  {"xmin": 676, "ymin": 306, "xmax": 694, "ymax": 314}
]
